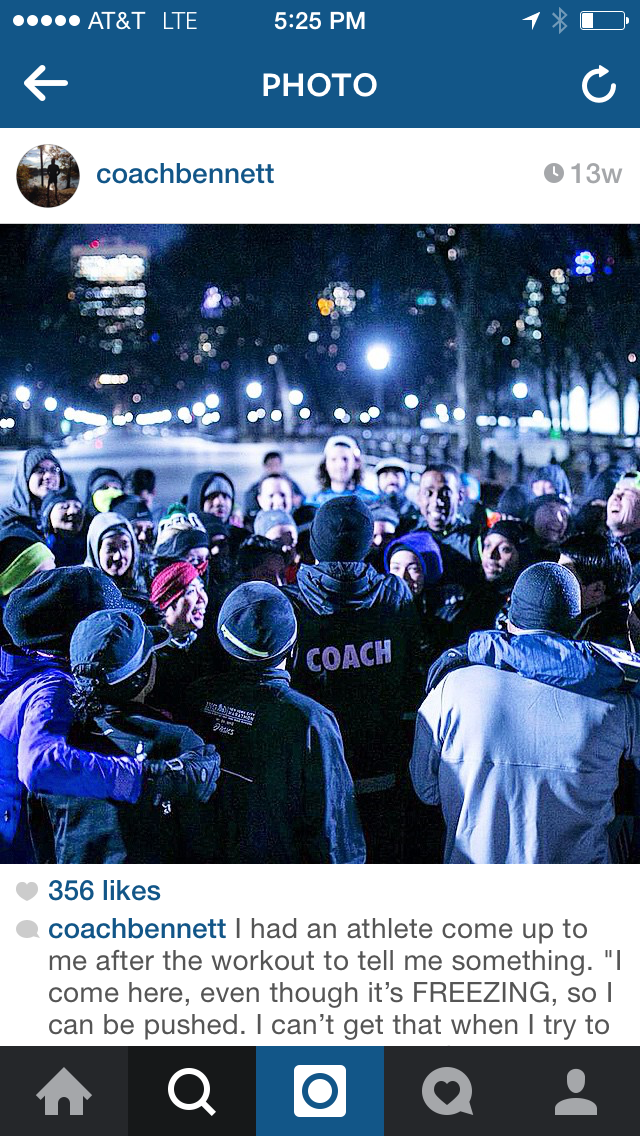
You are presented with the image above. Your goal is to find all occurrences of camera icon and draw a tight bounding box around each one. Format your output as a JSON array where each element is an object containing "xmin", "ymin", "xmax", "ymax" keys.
[{"xmin": 293, "ymin": 1065, "xmax": 346, "ymax": 1117}]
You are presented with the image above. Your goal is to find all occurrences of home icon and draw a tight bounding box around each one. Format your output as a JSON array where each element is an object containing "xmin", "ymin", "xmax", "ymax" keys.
[{"xmin": 36, "ymin": 1067, "xmax": 92, "ymax": 1116}]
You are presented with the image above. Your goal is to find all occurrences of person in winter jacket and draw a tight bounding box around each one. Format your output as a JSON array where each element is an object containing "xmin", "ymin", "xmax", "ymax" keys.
[
  {"xmin": 184, "ymin": 581, "xmax": 365, "ymax": 864},
  {"xmin": 40, "ymin": 486, "xmax": 86, "ymax": 567},
  {"xmin": 527, "ymin": 494, "xmax": 571, "ymax": 549},
  {"xmin": 0, "ymin": 568, "xmax": 142, "ymax": 863},
  {"xmin": 310, "ymin": 436, "xmax": 377, "ymax": 506},
  {"xmin": 559, "ymin": 532, "xmax": 632, "ymax": 650},
  {"xmin": 285, "ymin": 495, "xmax": 420, "ymax": 861},
  {"xmin": 0, "ymin": 446, "xmax": 69, "ymax": 530},
  {"xmin": 149, "ymin": 560, "xmax": 211, "ymax": 716},
  {"xmin": 384, "ymin": 531, "xmax": 443, "ymax": 672},
  {"xmin": 0, "ymin": 524, "xmax": 55, "ymax": 605},
  {"xmin": 187, "ymin": 471, "xmax": 249, "ymax": 560},
  {"xmin": 373, "ymin": 457, "xmax": 420, "ymax": 525},
  {"xmin": 412, "ymin": 562, "xmax": 640, "ymax": 864},
  {"xmin": 530, "ymin": 462, "xmax": 572, "ymax": 507},
  {"xmin": 606, "ymin": 470, "xmax": 640, "ymax": 584},
  {"xmin": 38, "ymin": 608, "xmax": 221, "ymax": 864},
  {"xmin": 84, "ymin": 511, "xmax": 153, "ymax": 617},
  {"xmin": 84, "ymin": 467, "xmax": 125, "ymax": 519}
]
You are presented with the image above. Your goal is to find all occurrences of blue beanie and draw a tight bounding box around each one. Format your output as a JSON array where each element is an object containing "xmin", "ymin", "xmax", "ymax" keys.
[
  {"xmin": 217, "ymin": 582, "xmax": 297, "ymax": 665},
  {"xmin": 508, "ymin": 562, "xmax": 581, "ymax": 636}
]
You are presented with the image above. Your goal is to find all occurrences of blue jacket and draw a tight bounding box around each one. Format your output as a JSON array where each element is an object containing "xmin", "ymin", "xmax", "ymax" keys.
[
  {"xmin": 0, "ymin": 647, "xmax": 142, "ymax": 862},
  {"xmin": 414, "ymin": 630, "xmax": 640, "ymax": 863}
]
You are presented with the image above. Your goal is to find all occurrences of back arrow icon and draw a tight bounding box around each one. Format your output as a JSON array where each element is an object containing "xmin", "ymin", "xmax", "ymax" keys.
[
  {"xmin": 582, "ymin": 65, "xmax": 616, "ymax": 102},
  {"xmin": 24, "ymin": 65, "xmax": 68, "ymax": 101}
]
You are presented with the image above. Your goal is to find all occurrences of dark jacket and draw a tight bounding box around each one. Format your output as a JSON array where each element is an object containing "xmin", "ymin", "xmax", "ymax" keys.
[
  {"xmin": 620, "ymin": 529, "xmax": 640, "ymax": 586},
  {"xmin": 576, "ymin": 597, "xmax": 631, "ymax": 651},
  {"xmin": 0, "ymin": 647, "xmax": 141, "ymax": 863},
  {"xmin": 39, "ymin": 706, "xmax": 219, "ymax": 864},
  {"xmin": 285, "ymin": 562, "xmax": 420, "ymax": 784},
  {"xmin": 187, "ymin": 471, "xmax": 248, "ymax": 556},
  {"xmin": 184, "ymin": 666, "xmax": 365, "ymax": 863},
  {"xmin": 0, "ymin": 447, "xmax": 69, "ymax": 530}
]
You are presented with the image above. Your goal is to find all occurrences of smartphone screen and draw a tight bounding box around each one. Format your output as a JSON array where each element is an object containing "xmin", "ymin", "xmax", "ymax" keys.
[{"xmin": 0, "ymin": 2, "xmax": 637, "ymax": 1131}]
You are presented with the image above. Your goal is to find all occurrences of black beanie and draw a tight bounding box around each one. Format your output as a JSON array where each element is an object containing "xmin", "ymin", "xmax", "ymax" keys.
[
  {"xmin": 40, "ymin": 486, "xmax": 82, "ymax": 534},
  {"xmin": 310, "ymin": 495, "xmax": 374, "ymax": 562},
  {"xmin": 508, "ymin": 562, "xmax": 582, "ymax": 636},
  {"xmin": 0, "ymin": 525, "xmax": 44, "ymax": 574},
  {"xmin": 217, "ymin": 582, "xmax": 297, "ymax": 665},
  {"xmin": 112, "ymin": 495, "xmax": 153, "ymax": 524},
  {"xmin": 4, "ymin": 566, "xmax": 125, "ymax": 652}
]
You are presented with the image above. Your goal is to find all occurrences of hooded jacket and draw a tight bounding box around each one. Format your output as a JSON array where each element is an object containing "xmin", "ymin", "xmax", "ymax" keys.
[
  {"xmin": 184, "ymin": 666, "xmax": 365, "ymax": 864},
  {"xmin": 0, "ymin": 646, "xmax": 141, "ymax": 863},
  {"xmin": 84, "ymin": 468, "xmax": 125, "ymax": 518},
  {"xmin": 285, "ymin": 562, "xmax": 420, "ymax": 783},
  {"xmin": 39, "ymin": 706, "xmax": 219, "ymax": 864},
  {"xmin": 188, "ymin": 471, "xmax": 234, "ymax": 519},
  {"xmin": 0, "ymin": 447, "xmax": 69, "ymax": 530},
  {"xmin": 412, "ymin": 630, "xmax": 640, "ymax": 864},
  {"xmin": 84, "ymin": 512, "xmax": 150, "ymax": 611}
]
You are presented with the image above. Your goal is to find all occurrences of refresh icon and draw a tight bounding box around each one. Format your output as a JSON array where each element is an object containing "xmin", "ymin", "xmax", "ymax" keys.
[{"xmin": 582, "ymin": 65, "xmax": 616, "ymax": 102}]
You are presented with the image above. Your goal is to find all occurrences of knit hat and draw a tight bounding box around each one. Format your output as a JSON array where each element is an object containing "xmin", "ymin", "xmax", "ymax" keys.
[
  {"xmin": 487, "ymin": 519, "xmax": 537, "ymax": 566},
  {"xmin": 324, "ymin": 434, "xmax": 361, "ymax": 458},
  {"xmin": 310, "ymin": 495, "xmax": 373, "ymax": 562},
  {"xmin": 496, "ymin": 484, "xmax": 533, "ymax": 520},
  {"xmin": 508, "ymin": 562, "xmax": 582, "ymax": 636},
  {"xmin": 112, "ymin": 495, "xmax": 153, "ymax": 524},
  {"xmin": 0, "ymin": 525, "xmax": 53, "ymax": 597},
  {"xmin": 203, "ymin": 474, "xmax": 233, "ymax": 500},
  {"xmin": 71, "ymin": 609, "xmax": 169, "ymax": 686},
  {"xmin": 150, "ymin": 560, "xmax": 203, "ymax": 611},
  {"xmin": 253, "ymin": 509, "xmax": 296, "ymax": 538},
  {"xmin": 4, "ymin": 566, "xmax": 125, "ymax": 651},
  {"xmin": 40, "ymin": 486, "xmax": 83, "ymax": 534},
  {"xmin": 217, "ymin": 581, "xmax": 297, "ymax": 665},
  {"xmin": 384, "ymin": 531, "xmax": 443, "ymax": 585}
]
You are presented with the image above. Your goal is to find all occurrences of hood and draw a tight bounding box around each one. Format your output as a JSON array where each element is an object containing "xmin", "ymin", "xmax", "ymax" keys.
[
  {"xmin": 295, "ymin": 561, "xmax": 408, "ymax": 615},
  {"xmin": 188, "ymin": 470, "xmax": 235, "ymax": 516},
  {"xmin": 84, "ymin": 467, "xmax": 124, "ymax": 509},
  {"xmin": 0, "ymin": 644, "xmax": 68, "ymax": 701},
  {"xmin": 84, "ymin": 511, "xmax": 139, "ymax": 577},
  {"xmin": 10, "ymin": 446, "xmax": 67, "ymax": 520},
  {"xmin": 468, "ymin": 628, "xmax": 640, "ymax": 699}
]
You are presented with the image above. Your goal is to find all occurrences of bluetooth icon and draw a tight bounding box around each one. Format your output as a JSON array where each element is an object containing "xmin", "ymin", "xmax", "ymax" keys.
[{"xmin": 553, "ymin": 7, "xmax": 568, "ymax": 33}]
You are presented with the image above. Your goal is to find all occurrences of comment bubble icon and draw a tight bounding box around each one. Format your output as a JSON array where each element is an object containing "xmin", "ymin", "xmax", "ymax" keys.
[
  {"xmin": 422, "ymin": 1067, "xmax": 473, "ymax": 1115},
  {"xmin": 16, "ymin": 920, "xmax": 39, "ymax": 938}
]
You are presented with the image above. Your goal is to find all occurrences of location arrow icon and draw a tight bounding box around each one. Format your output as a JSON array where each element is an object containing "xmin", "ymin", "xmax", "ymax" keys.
[
  {"xmin": 523, "ymin": 12, "xmax": 540, "ymax": 28},
  {"xmin": 24, "ymin": 65, "xmax": 68, "ymax": 101}
]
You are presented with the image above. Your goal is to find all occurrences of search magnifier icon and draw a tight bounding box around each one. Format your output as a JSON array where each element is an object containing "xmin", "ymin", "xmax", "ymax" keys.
[{"xmin": 168, "ymin": 1068, "xmax": 216, "ymax": 1117}]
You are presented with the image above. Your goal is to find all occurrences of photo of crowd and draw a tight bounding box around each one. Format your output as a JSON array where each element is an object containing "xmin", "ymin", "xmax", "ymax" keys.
[{"xmin": 1, "ymin": 223, "xmax": 639, "ymax": 866}]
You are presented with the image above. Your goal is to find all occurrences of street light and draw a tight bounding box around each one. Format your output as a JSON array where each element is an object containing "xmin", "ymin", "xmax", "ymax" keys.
[
  {"xmin": 366, "ymin": 344, "xmax": 390, "ymax": 371},
  {"xmin": 44, "ymin": 397, "xmax": 58, "ymax": 412},
  {"xmin": 299, "ymin": 407, "xmax": 311, "ymax": 419},
  {"xmin": 288, "ymin": 389, "xmax": 304, "ymax": 406},
  {"xmin": 205, "ymin": 392, "xmax": 220, "ymax": 409},
  {"xmin": 15, "ymin": 385, "xmax": 30, "ymax": 402},
  {"xmin": 271, "ymin": 409, "xmax": 283, "ymax": 422},
  {"xmin": 246, "ymin": 381, "xmax": 263, "ymax": 399},
  {"xmin": 192, "ymin": 401, "xmax": 206, "ymax": 417},
  {"xmin": 512, "ymin": 381, "xmax": 528, "ymax": 399},
  {"xmin": 404, "ymin": 393, "xmax": 419, "ymax": 410},
  {"xmin": 453, "ymin": 407, "xmax": 466, "ymax": 421}
]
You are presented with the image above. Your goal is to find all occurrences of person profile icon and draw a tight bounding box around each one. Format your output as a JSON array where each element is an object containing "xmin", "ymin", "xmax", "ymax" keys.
[{"xmin": 554, "ymin": 1069, "xmax": 597, "ymax": 1115}]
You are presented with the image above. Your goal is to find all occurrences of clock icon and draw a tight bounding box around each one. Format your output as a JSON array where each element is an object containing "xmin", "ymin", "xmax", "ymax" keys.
[{"xmin": 544, "ymin": 163, "xmax": 565, "ymax": 183}]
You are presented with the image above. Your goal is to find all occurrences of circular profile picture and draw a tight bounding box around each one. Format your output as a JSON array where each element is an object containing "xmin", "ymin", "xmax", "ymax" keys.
[{"xmin": 16, "ymin": 144, "xmax": 79, "ymax": 208}]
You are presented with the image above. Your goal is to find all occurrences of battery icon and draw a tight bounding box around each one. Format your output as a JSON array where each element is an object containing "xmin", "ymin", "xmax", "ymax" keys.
[{"xmin": 580, "ymin": 10, "xmax": 629, "ymax": 29}]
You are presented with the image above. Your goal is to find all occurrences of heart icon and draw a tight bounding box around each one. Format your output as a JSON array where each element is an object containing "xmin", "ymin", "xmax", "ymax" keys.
[
  {"xmin": 434, "ymin": 1081, "xmax": 459, "ymax": 1106},
  {"xmin": 16, "ymin": 882, "xmax": 38, "ymax": 901}
]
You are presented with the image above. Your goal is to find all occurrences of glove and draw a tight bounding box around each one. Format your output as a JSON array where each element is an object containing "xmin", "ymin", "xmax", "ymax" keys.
[{"xmin": 141, "ymin": 745, "xmax": 220, "ymax": 809}]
